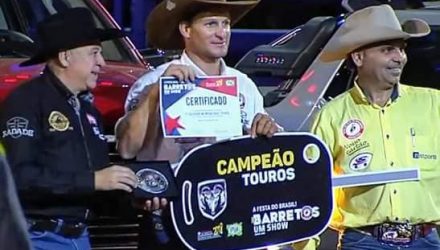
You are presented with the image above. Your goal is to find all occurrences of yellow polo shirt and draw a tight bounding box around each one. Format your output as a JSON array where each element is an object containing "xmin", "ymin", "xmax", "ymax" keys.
[{"xmin": 311, "ymin": 83, "xmax": 440, "ymax": 231}]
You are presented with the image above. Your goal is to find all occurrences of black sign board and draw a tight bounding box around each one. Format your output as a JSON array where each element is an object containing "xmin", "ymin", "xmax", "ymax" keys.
[{"xmin": 171, "ymin": 133, "xmax": 333, "ymax": 250}]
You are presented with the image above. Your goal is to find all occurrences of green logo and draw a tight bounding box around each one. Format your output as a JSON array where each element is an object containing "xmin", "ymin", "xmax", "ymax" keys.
[{"xmin": 227, "ymin": 222, "xmax": 243, "ymax": 237}]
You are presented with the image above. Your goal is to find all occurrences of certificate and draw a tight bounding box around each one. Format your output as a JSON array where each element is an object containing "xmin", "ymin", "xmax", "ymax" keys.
[{"xmin": 160, "ymin": 76, "xmax": 242, "ymax": 138}]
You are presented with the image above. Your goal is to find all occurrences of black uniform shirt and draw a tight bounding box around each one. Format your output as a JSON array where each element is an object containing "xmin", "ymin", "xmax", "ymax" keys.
[{"xmin": 0, "ymin": 68, "xmax": 109, "ymax": 220}]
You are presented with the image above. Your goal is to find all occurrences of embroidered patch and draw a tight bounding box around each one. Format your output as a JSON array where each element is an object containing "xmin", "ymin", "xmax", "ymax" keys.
[
  {"xmin": 349, "ymin": 153, "xmax": 372, "ymax": 171},
  {"xmin": 342, "ymin": 119, "xmax": 364, "ymax": 139},
  {"xmin": 344, "ymin": 139, "xmax": 370, "ymax": 156},
  {"xmin": 2, "ymin": 117, "xmax": 34, "ymax": 138},
  {"xmin": 48, "ymin": 111, "xmax": 70, "ymax": 131},
  {"xmin": 413, "ymin": 152, "xmax": 437, "ymax": 160}
]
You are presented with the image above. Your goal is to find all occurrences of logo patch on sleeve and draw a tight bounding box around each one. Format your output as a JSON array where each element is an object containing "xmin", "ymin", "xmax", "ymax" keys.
[{"xmin": 2, "ymin": 117, "xmax": 34, "ymax": 138}]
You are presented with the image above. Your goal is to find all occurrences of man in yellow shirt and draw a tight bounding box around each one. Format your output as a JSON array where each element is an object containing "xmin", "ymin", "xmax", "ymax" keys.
[{"xmin": 312, "ymin": 4, "xmax": 440, "ymax": 250}]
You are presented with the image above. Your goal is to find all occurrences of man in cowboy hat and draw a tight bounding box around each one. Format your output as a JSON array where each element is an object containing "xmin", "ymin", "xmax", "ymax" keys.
[
  {"xmin": 0, "ymin": 8, "xmax": 139, "ymax": 250},
  {"xmin": 116, "ymin": 0, "xmax": 281, "ymax": 199},
  {"xmin": 312, "ymin": 4, "xmax": 440, "ymax": 249},
  {"xmin": 114, "ymin": 0, "xmax": 297, "ymax": 249},
  {"xmin": 116, "ymin": 0, "xmax": 280, "ymax": 163}
]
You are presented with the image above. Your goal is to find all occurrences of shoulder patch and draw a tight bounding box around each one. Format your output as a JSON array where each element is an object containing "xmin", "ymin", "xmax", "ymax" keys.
[{"xmin": 2, "ymin": 117, "xmax": 35, "ymax": 139}]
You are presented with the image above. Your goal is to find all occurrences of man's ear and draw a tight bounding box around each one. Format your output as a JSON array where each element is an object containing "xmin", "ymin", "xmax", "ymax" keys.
[
  {"xmin": 178, "ymin": 21, "xmax": 191, "ymax": 39},
  {"xmin": 58, "ymin": 51, "xmax": 70, "ymax": 67},
  {"xmin": 350, "ymin": 51, "xmax": 363, "ymax": 67}
]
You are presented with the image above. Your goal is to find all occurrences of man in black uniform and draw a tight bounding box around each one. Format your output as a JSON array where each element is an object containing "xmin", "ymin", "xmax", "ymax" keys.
[{"xmin": 0, "ymin": 8, "xmax": 138, "ymax": 250}]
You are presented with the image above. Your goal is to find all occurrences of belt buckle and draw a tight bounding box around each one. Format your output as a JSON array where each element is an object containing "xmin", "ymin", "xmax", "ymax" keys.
[{"xmin": 377, "ymin": 223, "xmax": 414, "ymax": 246}]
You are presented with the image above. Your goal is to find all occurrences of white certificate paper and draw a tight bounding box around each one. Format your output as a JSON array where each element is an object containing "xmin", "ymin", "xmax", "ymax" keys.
[{"xmin": 160, "ymin": 76, "xmax": 242, "ymax": 138}]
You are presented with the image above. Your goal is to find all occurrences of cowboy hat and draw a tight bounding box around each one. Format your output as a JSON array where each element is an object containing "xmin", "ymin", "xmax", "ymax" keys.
[
  {"xmin": 20, "ymin": 7, "xmax": 125, "ymax": 66},
  {"xmin": 147, "ymin": 0, "xmax": 260, "ymax": 50},
  {"xmin": 321, "ymin": 4, "xmax": 430, "ymax": 62}
]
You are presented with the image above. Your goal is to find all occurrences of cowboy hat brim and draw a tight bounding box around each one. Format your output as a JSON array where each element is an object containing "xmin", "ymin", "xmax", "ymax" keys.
[
  {"xmin": 20, "ymin": 28, "xmax": 125, "ymax": 67},
  {"xmin": 321, "ymin": 18, "xmax": 430, "ymax": 62},
  {"xmin": 147, "ymin": 0, "xmax": 260, "ymax": 50}
]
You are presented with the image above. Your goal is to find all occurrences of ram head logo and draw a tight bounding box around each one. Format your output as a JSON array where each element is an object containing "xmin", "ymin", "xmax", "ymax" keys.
[{"xmin": 198, "ymin": 179, "xmax": 227, "ymax": 220}]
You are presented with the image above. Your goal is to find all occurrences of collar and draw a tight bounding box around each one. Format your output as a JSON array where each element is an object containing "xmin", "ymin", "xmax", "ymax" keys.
[
  {"xmin": 180, "ymin": 51, "xmax": 227, "ymax": 76},
  {"xmin": 350, "ymin": 79, "xmax": 402, "ymax": 107},
  {"xmin": 43, "ymin": 67, "xmax": 94, "ymax": 103},
  {"xmin": 43, "ymin": 67, "xmax": 75, "ymax": 101}
]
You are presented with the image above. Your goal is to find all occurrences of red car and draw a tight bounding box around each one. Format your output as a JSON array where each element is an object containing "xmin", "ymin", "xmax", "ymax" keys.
[{"xmin": 0, "ymin": 0, "xmax": 151, "ymax": 136}]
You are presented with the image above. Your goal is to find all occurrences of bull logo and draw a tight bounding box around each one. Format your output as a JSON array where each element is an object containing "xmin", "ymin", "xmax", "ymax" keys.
[{"xmin": 198, "ymin": 179, "xmax": 227, "ymax": 220}]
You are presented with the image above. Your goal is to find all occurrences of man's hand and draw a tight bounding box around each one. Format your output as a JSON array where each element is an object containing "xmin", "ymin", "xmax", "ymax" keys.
[
  {"xmin": 249, "ymin": 113, "xmax": 279, "ymax": 138},
  {"xmin": 163, "ymin": 64, "xmax": 196, "ymax": 82},
  {"xmin": 142, "ymin": 197, "xmax": 168, "ymax": 211},
  {"xmin": 94, "ymin": 165, "xmax": 137, "ymax": 192}
]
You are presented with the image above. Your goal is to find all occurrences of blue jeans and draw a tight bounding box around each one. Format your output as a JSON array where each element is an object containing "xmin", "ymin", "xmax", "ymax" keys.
[
  {"xmin": 29, "ymin": 229, "xmax": 91, "ymax": 250},
  {"xmin": 340, "ymin": 229, "xmax": 440, "ymax": 250}
]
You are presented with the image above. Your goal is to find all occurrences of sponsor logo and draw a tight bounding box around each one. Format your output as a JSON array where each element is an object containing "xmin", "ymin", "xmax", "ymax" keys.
[
  {"xmin": 303, "ymin": 143, "xmax": 320, "ymax": 164},
  {"xmin": 252, "ymin": 205, "xmax": 320, "ymax": 236},
  {"xmin": 86, "ymin": 113, "xmax": 97, "ymax": 125},
  {"xmin": 2, "ymin": 117, "xmax": 34, "ymax": 138},
  {"xmin": 198, "ymin": 179, "xmax": 227, "ymax": 220},
  {"xmin": 239, "ymin": 94, "xmax": 245, "ymax": 109},
  {"xmin": 226, "ymin": 79, "xmax": 235, "ymax": 86},
  {"xmin": 299, "ymin": 206, "xmax": 319, "ymax": 221},
  {"xmin": 197, "ymin": 222, "xmax": 223, "ymax": 241},
  {"xmin": 86, "ymin": 113, "xmax": 104, "ymax": 141},
  {"xmin": 226, "ymin": 222, "xmax": 243, "ymax": 237},
  {"xmin": 48, "ymin": 111, "xmax": 70, "ymax": 131},
  {"xmin": 342, "ymin": 119, "xmax": 364, "ymax": 139},
  {"xmin": 240, "ymin": 110, "xmax": 248, "ymax": 127},
  {"xmin": 136, "ymin": 169, "xmax": 168, "ymax": 194},
  {"xmin": 344, "ymin": 139, "xmax": 370, "ymax": 156},
  {"xmin": 92, "ymin": 127, "xmax": 106, "ymax": 141},
  {"xmin": 349, "ymin": 153, "xmax": 372, "ymax": 171},
  {"xmin": 413, "ymin": 152, "xmax": 437, "ymax": 160}
]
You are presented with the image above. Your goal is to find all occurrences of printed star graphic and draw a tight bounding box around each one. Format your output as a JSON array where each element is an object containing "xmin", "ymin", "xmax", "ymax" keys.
[{"xmin": 165, "ymin": 115, "xmax": 185, "ymax": 135}]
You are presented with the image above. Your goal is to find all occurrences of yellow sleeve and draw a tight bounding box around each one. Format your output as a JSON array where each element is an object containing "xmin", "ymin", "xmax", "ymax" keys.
[
  {"xmin": 291, "ymin": 237, "xmax": 320, "ymax": 250},
  {"xmin": 310, "ymin": 109, "xmax": 336, "ymax": 157},
  {"xmin": 0, "ymin": 142, "xmax": 4, "ymax": 156}
]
